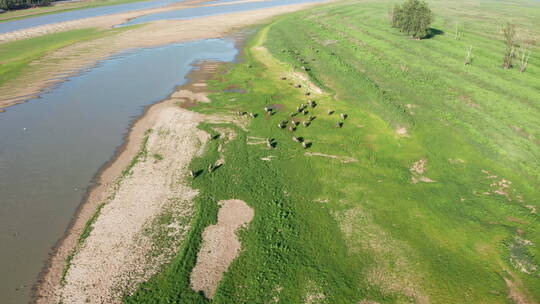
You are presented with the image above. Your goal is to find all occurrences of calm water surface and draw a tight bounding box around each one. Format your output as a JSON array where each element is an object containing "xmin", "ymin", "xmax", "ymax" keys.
[
  {"xmin": 0, "ymin": 38, "xmax": 237, "ymax": 304},
  {"xmin": 120, "ymin": 0, "xmax": 325, "ymax": 26},
  {"xmin": 0, "ymin": 0, "xmax": 187, "ymax": 34}
]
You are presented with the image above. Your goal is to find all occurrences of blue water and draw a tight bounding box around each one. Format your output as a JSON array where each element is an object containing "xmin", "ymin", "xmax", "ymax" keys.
[
  {"xmin": 0, "ymin": 0, "xmax": 184, "ymax": 34},
  {"xmin": 119, "ymin": 0, "xmax": 325, "ymax": 27},
  {"xmin": 0, "ymin": 38, "xmax": 237, "ymax": 304}
]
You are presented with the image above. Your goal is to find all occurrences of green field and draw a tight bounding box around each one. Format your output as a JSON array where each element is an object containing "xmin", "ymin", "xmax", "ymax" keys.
[{"xmin": 80, "ymin": 0, "xmax": 540, "ymax": 303}]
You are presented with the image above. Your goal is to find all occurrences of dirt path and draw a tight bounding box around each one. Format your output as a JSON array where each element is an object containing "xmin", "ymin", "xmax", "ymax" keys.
[
  {"xmin": 190, "ymin": 199, "xmax": 254, "ymax": 299},
  {"xmin": 0, "ymin": 0, "xmax": 329, "ymax": 111}
]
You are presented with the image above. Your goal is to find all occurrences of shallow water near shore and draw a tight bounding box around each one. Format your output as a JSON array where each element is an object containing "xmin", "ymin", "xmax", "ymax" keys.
[{"xmin": 0, "ymin": 38, "xmax": 237, "ymax": 304}]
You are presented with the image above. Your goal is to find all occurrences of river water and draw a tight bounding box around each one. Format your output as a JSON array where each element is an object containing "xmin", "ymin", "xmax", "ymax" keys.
[
  {"xmin": 0, "ymin": 0, "xmax": 257, "ymax": 34},
  {"xmin": 120, "ymin": 0, "xmax": 324, "ymax": 26},
  {"xmin": 0, "ymin": 0, "xmax": 185, "ymax": 34},
  {"xmin": 0, "ymin": 38, "xmax": 237, "ymax": 304}
]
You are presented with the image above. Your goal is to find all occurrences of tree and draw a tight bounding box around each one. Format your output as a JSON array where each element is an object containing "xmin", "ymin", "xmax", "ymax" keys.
[
  {"xmin": 391, "ymin": 0, "xmax": 433, "ymax": 39},
  {"xmin": 0, "ymin": 0, "xmax": 52, "ymax": 10},
  {"xmin": 502, "ymin": 22, "xmax": 516, "ymax": 69}
]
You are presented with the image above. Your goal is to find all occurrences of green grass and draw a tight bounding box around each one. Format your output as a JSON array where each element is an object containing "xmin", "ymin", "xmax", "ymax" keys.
[
  {"xmin": 124, "ymin": 0, "xmax": 538, "ymax": 303},
  {"xmin": 61, "ymin": 202, "xmax": 105, "ymax": 285},
  {"xmin": 0, "ymin": 0, "xmax": 150, "ymax": 23},
  {"xmin": 0, "ymin": 27, "xmax": 129, "ymax": 86}
]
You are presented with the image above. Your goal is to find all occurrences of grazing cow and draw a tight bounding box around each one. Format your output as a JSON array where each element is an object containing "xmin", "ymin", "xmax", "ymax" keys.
[
  {"xmin": 288, "ymin": 126, "xmax": 296, "ymax": 132},
  {"xmin": 302, "ymin": 141, "xmax": 310, "ymax": 149},
  {"xmin": 303, "ymin": 121, "xmax": 310, "ymax": 127},
  {"xmin": 295, "ymin": 84, "xmax": 302, "ymax": 88},
  {"xmin": 341, "ymin": 113, "xmax": 348, "ymax": 120},
  {"xmin": 303, "ymin": 110, "xmax": 309, "ymax": 115},
  {"xmin": 208, "ymin": 164, "xmax": 214, "ymax": 173},
  {"xmin": 290, "ymin": 112, "xmax": 297, "ymax": 117},
  {"xmin": 249, "ymin": 113, "xmax": 256, "ymax": 118},
  {"xmin": 264, "ymin": 106, "xmax": 272, "ymax": 113},
  {"xmin": 328, "ymin": 110, "xmax": 334, "ymax": 115},
  {"xmin": 278, "ymin": 123, "xmax": 285, "ymax": 129},
  {"xmin": 308, "ymin": 115, "xmax": 315, "ymax": 121},
  {"xmin": 337, "ymin": 121, "xmax": 344, "ymax": 128},
  {"xmin": 190, "ymin": 170, "xmax": 196, "ymax": 178},
  {"xmin": 293, "ymin": 121, "xmax": 300, "ymax": 126},
  {"xmin": 267, "ymin": 138, "xmax": 274, "ymax": 149},
  {"xmin": 281, "ymin": 76, "xmax": 287, "ymax": 80},
  {"xmin": 292, "ymin": 136, "xmax": 301, "ymax": 143},
  {"xmin": 305, "ymin": 91, "xmax": 311, "ymax": 96}
]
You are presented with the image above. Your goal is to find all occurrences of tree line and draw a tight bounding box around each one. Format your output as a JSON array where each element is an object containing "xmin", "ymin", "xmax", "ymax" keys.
[{"xmin": 0, "ymin": 0, "xmax": 54, "ymax": 11}]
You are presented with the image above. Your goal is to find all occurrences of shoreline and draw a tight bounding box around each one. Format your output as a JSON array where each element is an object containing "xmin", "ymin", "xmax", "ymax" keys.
[
  {"xmin": 32, "ymin": 28, "xmax": 249, "ymax": 302},
  {"xmin": 33, "ymin": 59, "xmax": 226, "ymax": 303}
]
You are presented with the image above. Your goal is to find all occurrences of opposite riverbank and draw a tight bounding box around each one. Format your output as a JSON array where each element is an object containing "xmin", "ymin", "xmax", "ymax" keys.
[{"xmin": 0, "ymin": 0, "xmax": 327, "ymax": 111}]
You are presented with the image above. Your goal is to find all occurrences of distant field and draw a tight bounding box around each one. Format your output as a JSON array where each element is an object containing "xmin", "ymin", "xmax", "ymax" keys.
[
  {"xmin": 121, "ymin": 0, "xmax": 539, "ymax": 302},
  {"xmin": 0, "ymin": 26, "xmax": 131, "ymax": 88}
]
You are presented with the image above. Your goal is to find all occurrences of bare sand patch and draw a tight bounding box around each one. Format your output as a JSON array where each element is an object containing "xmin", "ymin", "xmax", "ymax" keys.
[
  {"xmin": 448, "ymin": 158, "xmax": 465, "ymax": 164},
  {"xmin": 0, "ymin": 0, "xmax": 330, "ymax": 111},
  {"xmin": 525, "ymin": 205, "xmax": 537, "ymax": 214},
  {"xmin": 190, "ymin": 199, "xmax": 254, "ymax": 298},
  {"xmin": 292, "ymin": 71, "xmax": 323, "ymax": 94},
  {"xmin": 395, "ymin": 126, "xmax": 408, "ymax": 137},
  {"xmin": 504, "ymin": 270, "xmax": 536, "ymax": 304},
  {"xmin": 304, "ymin": 151, "xmax": 358, "ymax": 163},
  {"xmin": 410, "ymin": 158, "xmax": 435, "ymax": 184},
  {"xmin": 51, "ymin": 103, "xmax": 207, "ymax": 303}
]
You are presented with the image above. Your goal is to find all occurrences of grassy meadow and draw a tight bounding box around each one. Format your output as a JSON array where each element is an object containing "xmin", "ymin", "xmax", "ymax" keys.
[{"xmin": 123, "ymin": 0, "xmax": 540, "ymax": 303}]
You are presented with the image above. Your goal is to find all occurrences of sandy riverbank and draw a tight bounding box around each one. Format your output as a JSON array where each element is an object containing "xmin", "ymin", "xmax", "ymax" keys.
[
  {"xmin": 0, "ymin": 0, "xmax": 328, "ymax": 111},
  {"xmin": 34, "ymin": 60, "xmax": 223, "ymax": 303}
]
